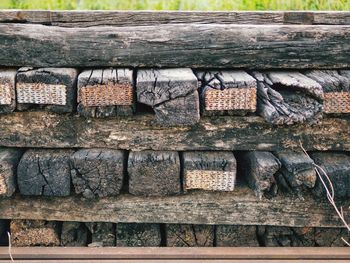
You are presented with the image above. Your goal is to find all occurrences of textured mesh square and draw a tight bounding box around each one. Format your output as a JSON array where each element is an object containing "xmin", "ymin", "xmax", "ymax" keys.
[
  {"xmin": 185, "ymin": 170, "xmax": 235, "ymax": 191},
  {"xmin": 17, "ymin": 83, "xmax": 67, "ymax": 105},
  {"xmin": 0, "ymin": 84, "xmax": 12, "ymax": 105},
  {"xmin": 324, "ymin": 92, "xmax": 350, "ymax": 114}
]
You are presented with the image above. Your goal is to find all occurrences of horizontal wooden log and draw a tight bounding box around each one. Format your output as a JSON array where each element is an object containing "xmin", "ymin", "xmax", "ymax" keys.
[
  {"xmin": 0, "ymin": 187, "xmax": 348, "ymax": 227},
  {"xmin": 0, "ymin": 112, "xmax": 349, "ymax": 151},
  {"xmin": 0, "ymin": 24, "xmax": 349, "ymax": 68},
  {"xmin": 0, "ymin": 11, "xmax": 349, "ymax": 27}
]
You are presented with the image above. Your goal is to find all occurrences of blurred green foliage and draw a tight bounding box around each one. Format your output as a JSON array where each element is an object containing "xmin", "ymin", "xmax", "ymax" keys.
[{"xmin": 0, "ymin": 0, "xmax": 349, "ymax": 10}]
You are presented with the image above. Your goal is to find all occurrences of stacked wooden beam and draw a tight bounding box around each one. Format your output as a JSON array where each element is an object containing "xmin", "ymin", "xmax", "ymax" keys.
[{"xmin": 0, "ymin": 11, "xmax": 349, "ymax": 249}]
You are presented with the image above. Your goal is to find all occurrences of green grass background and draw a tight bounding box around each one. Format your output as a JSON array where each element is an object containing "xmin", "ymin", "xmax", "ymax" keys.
[{"xmin": 0, "ymin": 0, "xmax": 349, "ymax": 10}]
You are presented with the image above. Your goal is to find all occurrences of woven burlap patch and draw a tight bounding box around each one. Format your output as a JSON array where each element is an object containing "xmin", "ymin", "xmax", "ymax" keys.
[
  {"xmin": 324, "ymin": 92, "xmax": 350, "ymax": 114},
  {"xmin": 185, "ymin": 170, "xmax": 235, "ymax": 191},
  {"xmin": 204, "ymin": 88, "xmax": 256, "ymax": 111},
  {"xmin": 0, "ymin": 83, "xmax": 12, "ymax": 105},
  {"xmin": 79, "ymin": 84, "xmax": 133, "ymax": 107},
  {"xmin": 17, "ymin": 83, "xmax": 67, "ymax": 105}
]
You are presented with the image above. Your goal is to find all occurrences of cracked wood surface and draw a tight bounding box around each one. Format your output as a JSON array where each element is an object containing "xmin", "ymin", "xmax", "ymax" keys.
[
  {"xmin": 0, "ymin": 11, "xmax": 349, "ymax": 27},
  {"xmin": 0, "ymin": 24, "xmax": 349, "ymax": 68},
  {"xmin": 0, "ymin": 112, "xmax": 349, "ymax": 151},
  {"xmin": 0, "ymin": 187, "xmax": 348, "ymax": 227}
]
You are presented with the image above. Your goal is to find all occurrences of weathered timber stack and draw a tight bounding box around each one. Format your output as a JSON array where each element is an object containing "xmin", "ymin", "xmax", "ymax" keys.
[{"xmin": 0, "ymin": 10, "xmax": 349, "ymax": 248}]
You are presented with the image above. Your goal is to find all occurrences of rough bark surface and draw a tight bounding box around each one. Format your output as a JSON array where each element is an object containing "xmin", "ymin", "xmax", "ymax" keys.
[
  {"xmin": 60, "ymin": 221, "xmax": 88, "ymax": 247},
  {"xmin": 17, "ymin": 149, "xmax": 73, "ymax": 197},
  {"xmin": 70, "ymin": 148, "xmax": 125, "ymax": 198},
  {"xmin": 86, "ymin": 222, "xmax": 116, "ymax": 247},
  {"xmin": 0, "ymin": 24, "xmax": 349, "ymax": 68},
  {"xmin": 77, "ymin": 69, "xmax": 134, "ymax": 118},
  {"xmin": 166, "ymin": 224, "xmax": 214, "ymax": 247},
  {"xmin": 240, "ymin": 151, "xmax": 281, "ymax": 199},
  {"xmin": 216, "ymin": 225, "xmax": 259, "ymax": 247},
  {"xmin": 116, "ymin": 223, "xmax": 162, "ymax": 247},
  {"xmin": 128, "ymin": 151, "xmax": 181, "ymax": 196},
  {"xmin": 0, "ymin": 112, "xmax": 348, "ymax": 152},
  {"xmin": 16, "ymin": 67, "xmax": 78, "ymax": 113},
  {"xmin": 10, "ymin": 219, "xmax": 60, "ymax": 247},
  {"xmin": 252, "ymin": 71, "xmax": 323, "ymax": 125},
  {"xmin": 0, "ymin": 148, "xmax": 23, "ymax": 197},
  {"xmin": 310, "ymin": 152, "xmax": 350, "ymax": 198},
  {"xmin": 0, "ymin": 69, "xmax": 16, "ymax": 114},
  {"xmin": 305, "ymin": 70, "xmax": 350, "ymax": 92}
]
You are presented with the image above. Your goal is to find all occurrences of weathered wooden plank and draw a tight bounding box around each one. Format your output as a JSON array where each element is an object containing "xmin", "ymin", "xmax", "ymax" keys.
[
  {"xmin": 216, "ymin": 225, "xmax": 259, "ymax": 247},
  {"xmin": 17, "ymin": 149, "xmax": 73, "ymax": 197},
  {"xmin": 16, "ymin": 68, "xmax": 78, "ymax": 113},
  {"xmin": 70, "ymin": 149, "xmax": 125, "ymax": 198},
  {"xmin": 77, "ymin": 69, "xmax": 134, "ymax": 118},
  {"xmin": 0, "ymin": 24, "xmax": 349, "ymax": 68},
  {"xmin": 0, "ymin": 112, "xmax": 349, "ymax": 151},
  {"xmin": 0, "ymin": 11, "xmax": 349, "ymax": 27},
  {"xmin": 166, "ymin": 224, "xmax": 214, "ymax": 247},
  {"xmin": 0, "ymin": 69, "xmax": 16, "ymax": 114},
  {"xmin": 116, "ymin": 223, "xmax": 162, "ymax": 247},
  {"xmin": 0, "ymin": 148, "xmax": 22, "ymax": 197},
  {"xmin": 0, "ymin": 188, "xmax": 348, "ymax": 227},
  {"xmin": 128, "ymin": 151, "xmax": 181, "ymax": 196},
  {"xmin": 10, "ymin": 219, "xmax": 60, "ymax": 247}
]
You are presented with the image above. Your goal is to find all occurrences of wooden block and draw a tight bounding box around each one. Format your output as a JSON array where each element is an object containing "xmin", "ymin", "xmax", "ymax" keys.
[
  {"xmin": 128, "ymin": 151, "xmax": 181, "ymax": 196},
  {"xmin": 241, "ymin": 151, "xmax": 281, "ymax": 199},
  {"xmin": 166, "ymin": 224, "xmax": 214, "ymax": 247},
  {"xmin": 16, "ymin": 67, "xmax": 78, "ymax": 113},
  {"xmin": 0, "ymin": 148, "xmax": 22, "ymax": 197},
  {"xmin": 252, "ymin": 71, "xmax": 323, "ymax": 125},
  {"xmin": 182, "ymin": 151, "xmax": 236, "ymax": 192},
  {"xmin": 196, "ymin": 70, "xmax": 257, "ymax": 116},
  {"xmin": 216, "ymin": 225, "xmax": 259, "ymax": 247},
  {"xmin": 305, "ymin": 70, "xmax": 350, "ymax": 114},
  {"xmin": 77, "ymin": 69, "xmax": 134, "ymax": 118},
  {"xmin": 274, "ymin": 151, "xmax": 316, "ymax": 194},
  {"xmin": 0, "ymin": 69, "xmax": 16, "ymax": 114},
  {"xmin": 116, "ymin": 223, "xmax": 161, "ymax": 247},
  {"xmin": 154, "ymin": 91, "xmax": 200, "ymax": 125},
  {"xmin": 17, "ymin": 149, "xmax": 73, "ymax": 197},
  {"xmin": 314, "ymin": 228, "xmax": 350, "ymax": 247},
  {"xmin": 86, "ymin": 222, "xmax": 116, "ymax": 247},
  {"xmin": 258, "ymin": 226, "xmax": 315, "ymax": 247},
  {"xmin": 310, "ymin": 152, "xmax": 350, "ymax": 198},
  {"xmin": 70, "ymin": 148, "xmax": 125, "ymax": 198},
  {"xmin": 61, "ymin": 222, "xmax": 88, "ymax": 247},
  {"xmin": 137, "ymin": 68, "xmax": 200, "ymax": 125},
  {"xmin": 10, "ymin": 219, "xmax": 60, "ymax": 247}
]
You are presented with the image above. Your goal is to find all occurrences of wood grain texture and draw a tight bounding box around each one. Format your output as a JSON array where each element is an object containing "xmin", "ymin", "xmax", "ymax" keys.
[
  {"xmin": 216, "ymin": 225, "xmax": 259, "ymax": 247},
  {"xmin": 0, "ymin": 148, "xmax": 22, "ymax": 197},
  {"xmin": 0, "ymin": 11, "xmax": 349, "ymax": 27},
  {"xmin": 0, "ymin": 24, "xmax": 349, "ymax": 68},
  {"xmin": 0, "ymin": 112, "xmax": 349, "ymax": 151},
  {"xmin": 166, "ymin": 224, "xmax": 214, "ymax": 247},
  {"xmin": 116, "ymin": 223, "xmax": 162, "ymax": 247},
  {"xmin": 0, "ymin": 187, "xmax": 348, "ymax": 227}
]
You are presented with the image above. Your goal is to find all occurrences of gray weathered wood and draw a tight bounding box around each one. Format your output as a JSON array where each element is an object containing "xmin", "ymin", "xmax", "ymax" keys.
[
  {"xmin": 0, "ymin": 112, "xmax": 349, "ymax": 151},
  {"xmin": 216, "ymin": 225, "xmax": 259, "ymax": 247},
  {"xmin": 182, "ymin": 151, "xmax": 236, "ymax": 192},
  {"xmin": 0, "ymin": 69, "xmax": 16, "ymax": 114},
  {"xmin": 70, "ymin": 148, "xmax": 125, "ymax": 198},
  {"xmin": 1, "ymin": 188, "xmax": 348, "ymax": 227},
  {"xmin": 310, "ymin": 152, "xmax": 350, "ymax": 198},
  {"xmin": 86, "ymin": 222, "xmax": 116, "ymax": 247},
  {"xmin": 195, "ymin": 70, "xmax": 257, "ymax": 116},
  {"xmin": 314, "ymin": 228, "xmax": 350, "ymax": 247},
  {"xmin": 77, "ymin": 69, "xmax": 134, "ymax": 118},
  {"xmin": 166, "ymin": 224, "xmax": 214, "ymax": 247},
  {"xmin": 240, "ymin": 151, "xmax": 281, "ymax": 199},
  {"xmin": 10, "ymin": 219, "xmax": 60, "ymax": 247},
  {"xmin": 305, "ymin": 70, "xmax": 350, "ymax": 92},
  {"xmin": 0, "ymin": 11, "xmax": 349, "ymax": 27},
  {"xmin": 61, "ymin": 221, "xmax": 88, "ymax": 247},
  {"xmin": 0, "ymin": 24, "xmax": 349, "ymax": 68},
  {"xmin": 128, "ymin": 151, "xmax": 181, "ymax": 196},
  {"xmin": 116, "ymin": 223, "xmax": 161, "ymax": 247},
  {"xmin": 253, "ymin": 71, "xmax": 324, "ymax": 125},
  {"xmin": 274, "ymin": 151, "xmax": 316, "ymax": 194},
  {"xmin": 17, "ymin": 149, "xmax": 73, "ymax": 197},
  {"xmin": 16, "ymin": 67, "xmax": 78, "ymax": 113},
  {"xmin": 0, "ymin": 148, "xmax": 22, "ymax": 197}
]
